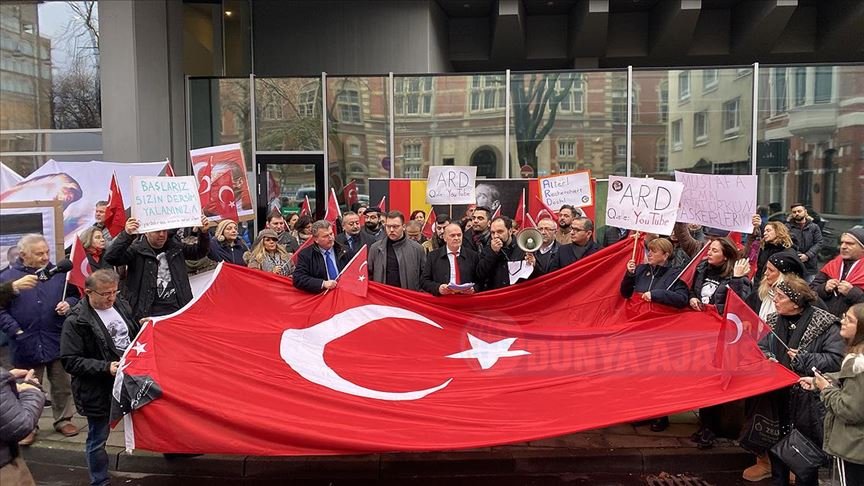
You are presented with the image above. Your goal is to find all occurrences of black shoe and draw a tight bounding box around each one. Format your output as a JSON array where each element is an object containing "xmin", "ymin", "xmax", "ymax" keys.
[
  {"xmin": 649, "ymin": 417, "xmax": 669, "ymax": 432},
  {"xmin": 693, "ymin": 427, "xmax": 716, "ymax": 449}
]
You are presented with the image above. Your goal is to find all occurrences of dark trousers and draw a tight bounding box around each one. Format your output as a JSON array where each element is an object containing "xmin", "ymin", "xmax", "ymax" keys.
[
  {"xmin": 86, "ymin": 416, "xmax": 111, "ymax": 486},
  {"xmin": 768, "ymin": 448, "xmax": 819, "ymax": 486},
  {"xmin": 840, "ymin": 459, "xmax": 864, "ymax": 486}
]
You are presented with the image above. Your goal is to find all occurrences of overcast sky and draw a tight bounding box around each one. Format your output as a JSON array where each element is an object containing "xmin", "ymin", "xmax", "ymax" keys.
[{"xmin": 37, "ymin": 1, "xmax": 99, "ymax": 72}]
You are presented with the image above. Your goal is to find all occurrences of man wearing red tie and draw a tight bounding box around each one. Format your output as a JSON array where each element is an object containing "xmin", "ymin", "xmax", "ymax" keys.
[{"xmin": 422, "ymin": 224, "xmax": 480, "ymax": 296}]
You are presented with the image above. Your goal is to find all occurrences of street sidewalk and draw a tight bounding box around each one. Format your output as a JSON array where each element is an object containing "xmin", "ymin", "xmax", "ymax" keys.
[{"xmin": 22, "ymin": 412, "xmax": 759, "ymax": 480}]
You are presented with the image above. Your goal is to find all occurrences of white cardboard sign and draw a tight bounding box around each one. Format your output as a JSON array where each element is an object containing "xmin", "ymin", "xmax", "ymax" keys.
[
  {"xmin": 131, "ymin": 176, "xmax": 203, "ymax": 233},
  {"xmin": 426, "ymin": 166, "xmax": 477, "ymax": 205},
  {"xmin": 674, "ymin": 171, "xmax": 758, "ymax": 233},
  {"xmin": 538, "ymin": 170, "xmax": 593, "ymax": 208},
  {"xmin": 605, "ymin": 176, "xmax": 683, "ymax": 235}
]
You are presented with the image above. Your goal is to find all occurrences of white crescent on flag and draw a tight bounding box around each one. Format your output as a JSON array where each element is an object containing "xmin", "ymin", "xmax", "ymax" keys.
[
  {"xmin": 726, "ymin": 313, "xmax": 744, "ymax": 344},
  {"xmin": 199, "ymin": 175, "xmax": 212, "ymax": 195},
  {"xmin": 80, "ymin": 257, "xmax": 91, "ymax": 279},
  {"xmin": 218, "ymin": 185, "xmax": 233, "ymax": 204}
]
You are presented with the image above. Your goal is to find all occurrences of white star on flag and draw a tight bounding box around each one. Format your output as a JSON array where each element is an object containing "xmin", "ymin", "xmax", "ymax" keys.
[
  {"xmin": 229, "ymin": 201, "xmax": 236, "ymax": 208},
  {"xmin": 132, "ymin": 341, "xmax": 147, "ymax": 355},
  {"xmin": 358, "ymin": 275, "xmax": 365, "ymax": 281},
  {"xmin": 446, "ymin": 333, "xmax": 530, "ymax": 370}
]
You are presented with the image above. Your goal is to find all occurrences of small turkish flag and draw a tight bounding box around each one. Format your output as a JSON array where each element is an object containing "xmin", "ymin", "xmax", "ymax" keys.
[
  {"xmin": 491, "ymin": 206, "xmax": 502, "ymax": 220},
  {"xmin": 513, "ymin": 189, "xmax": 526, "ymax": 229},
  {"xmin": 343, "ymin": 180, "xmax": 359, "ymax": 207},
  {"xmin": 196, "ymin": 161, "xmax": 213, "ymax": 210},
  {"xmin": 534, "ymin": 196, "xmax": 559, "ymax": 224},
  {"xmin": 207, "ymin": 171, "xmax": 239, "ymax": 222},
  {"xmin": 325, "ymin": 188, "xmax": 341, "ymax": 224},
  {"xmin": 671, "ymin": 243, "xmax": 710, "ymax": 289},
  {"xmin": 421, "ymin": 209, "xmax": 436, "ymax": 239},
  {"xmin": 724, "ymin": 289, "xmax": 770, "ymax": 343},
  {"xmin": 67, "ymin": 234, "xmax": 89, "ymax": 294},
  {"xmin": 164, "ymin": 161, "xmax": 175, "ymax": 177},
  {"xmin": 337, "ymin": 245, "xmax": 368, "ymax": 297},
  {"xmin": 290, "ymin": 236, "xmax": 315, "ymax": 265},
  {"xmin": 299, "ymin": 196, "xmax": 311, "ymax": 217},
  {"xmin": 103, "ymin": 172, "xmax": 126, "ymax": 238},
  {"xmin": 524, "ymin": 213, "xmax": 538, "ymax": 229}
]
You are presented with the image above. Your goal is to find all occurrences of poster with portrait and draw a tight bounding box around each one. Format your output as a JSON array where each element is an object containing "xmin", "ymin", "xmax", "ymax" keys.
[
  {"xmin": 0, "ymin": 200, "xmax": 64, "ymax": 270},
  {"xmin": 430, "ymin": 179, "xmax": 531, "ymax": 224},
  {"xmin": 190, "ymin": 144, "xmax": 254, "ymax": 222}
]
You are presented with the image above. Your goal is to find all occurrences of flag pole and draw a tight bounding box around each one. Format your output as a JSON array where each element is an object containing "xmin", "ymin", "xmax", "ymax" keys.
[{"xmin": 630, "ymin": 231, "xmax": 641, "ymax": 262}]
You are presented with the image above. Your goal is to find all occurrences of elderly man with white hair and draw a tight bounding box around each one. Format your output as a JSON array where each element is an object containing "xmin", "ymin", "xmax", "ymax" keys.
[{"xmin": 0, "ymin": 234, "xmax": 80, "ymax": 444}]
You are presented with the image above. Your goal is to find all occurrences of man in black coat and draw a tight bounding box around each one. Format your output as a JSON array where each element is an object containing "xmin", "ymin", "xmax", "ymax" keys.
[
  {"xmin": 422, "ymin": 223, "xmax": 480, "ymax": 296},
  {"xmin": 551, "ymin": 217, "xmax": 600, "ymax": 271},
  {"xmin": 104, "ymin": 217, "xmax": 211, "ymax": 322},
  {"xmin": 462, "ymin": 206, "xmax": 492, "ymax": 253},
  {"xmin": 476, "ymin": 216, "xmax": 543, "ymax": 290},
  {"xmin": 293, "ymin": 220, "xmax": 350, "ymax": 293},
  {"xmin": 786, "ymin": 203, "xmax": 823, "ymax": 280},
  {"xmin": 335, "ymin": 211, "xmax": 365, "ymax": 260},
  {"xmin": 61, "ymin": 269, "xmax": 140, "ymax": 486},
  {"xmin": 534, "ymin": 217, "xmax": 560, "ymax": 273}
]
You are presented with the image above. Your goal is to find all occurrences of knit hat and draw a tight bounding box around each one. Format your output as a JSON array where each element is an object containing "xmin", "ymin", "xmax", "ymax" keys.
[
  {"xmin": 214, "ymin": 219, "xmax": 236, "ymax": 242},
  {"xmin": 365, "ymin": 206, "xmax": 382, "ymax": 215},
  {"xmin": 703, "ymin": 227, "xmax": 730, "ymax": 238},
  {"xmin": 768, "ymin": 250, "xmax": 805, "ymax": 277},
  {"xmin": 845, "ymin": 227, "xmax": 864, "ymax": 248}
]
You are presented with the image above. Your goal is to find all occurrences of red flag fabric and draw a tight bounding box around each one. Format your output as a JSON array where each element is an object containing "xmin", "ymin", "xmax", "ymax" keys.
[
  {"xmin": 343, "ymin": 180, "xmax": 359, "ymax": 207},
  {"xmin": 206, "ymin": 171, "xmax": 239, "ymax": 222},
  {"xmin": 164, "ymin": 161, "xmax": 175, "ymax": 177},
  {"xmin": 724, "ymin": 289, "xmax": 771, "ymax": 344},
  {"xmin": 375, "ymin": 195, "xmax": 387, "ymax": 212},
  {"xmin": 68, "ymin": 235, "xmax": 89, "ymax": 294},
  {"xmin": 114, "ymin": 240, "xmax": 797, "ymax": 456},
  {"xmin": 729, "ymin": 231, "xmax": 743, "ymax": 249},
  {"xmin": 421, "ymin": 209, "xmax": 436, "ymax": 239},
  {"xmin": 714, "ymin": 290, "xmax": 772, "ymax": 390},
  {"xmin": 491, "ymin": 206, "xmax": 502, "ymax": 220},
  {"xmin": 290, "ymin": 236, "xmax": 315, "ymax": 265},
  {"xmin": 534, "ymin": 196, "xmax": 559, "ymax": 224},
  {"xmin": 820, "ymin": 256, "xmax": 864, "ymax": 287},
  {"xmin": 524, "ymin": 213, "xmax": 538, "ymax": 229},
  {"xmin": 672, "ymin": 242, "xmax": 710, "ymax": 289},
  {"xmin": 299, "ymin": 196, "xmax": 311, "ymax": 218},
  {"xmin": 337, "ymin": 245, "xmax": 368, "ymax": 297},
  {"xmin": 513, "ymin": 189, "xmax": 526, "ymax": 229},
  {"xmin": 196, "ymin": 161, "xmax": 213, "ymax": 210},
  {"xmin": 325, "ymin": 188, "xmax": 341, "ymax": 223},
  {"xmin": 103, "ymin": 173, "xmax": 126, "ymax": 238}
]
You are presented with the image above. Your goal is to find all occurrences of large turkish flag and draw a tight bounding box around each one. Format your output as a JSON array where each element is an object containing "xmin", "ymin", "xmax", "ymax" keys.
[{"xmin": 114, "ymin": 239, "xmax": 797, "ymax": 456}]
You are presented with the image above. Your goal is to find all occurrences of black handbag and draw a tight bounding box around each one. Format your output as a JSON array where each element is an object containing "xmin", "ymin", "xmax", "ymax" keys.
[
  {"xmin": 770, "ymin": 428, "xmax": 829, "ymax": 478},
  {"xmin": 739, "ymin": 395, "xmax": 782, "ymax": 454}
]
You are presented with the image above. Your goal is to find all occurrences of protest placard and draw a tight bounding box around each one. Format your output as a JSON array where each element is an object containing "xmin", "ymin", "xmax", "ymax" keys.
[
  {"xmin": 426, "ymin": 166, "xmax": 477, "ymax": 205},
  {"xmin": 131, "ymin": 176, "xmax": 202, "ymax": 233},
  {"xmin": 190, "ymin": 143, "xmax": 254, "ymax": 222},
  {"xmin": 674, "ymin": 171, "xmax": 757, "ymax": 233},
  {"xmin": 605, "ymin": 176, "xmax": 683, "ymax": 235},
  {"xmin": 538, "ymin": 170, "xmax": 593, "ymax": 209}
]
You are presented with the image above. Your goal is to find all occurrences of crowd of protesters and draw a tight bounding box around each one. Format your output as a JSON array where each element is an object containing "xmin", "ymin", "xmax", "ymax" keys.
[{"xmin": 0, "ymin": 197, "xmax": 862, "ymax": 486}]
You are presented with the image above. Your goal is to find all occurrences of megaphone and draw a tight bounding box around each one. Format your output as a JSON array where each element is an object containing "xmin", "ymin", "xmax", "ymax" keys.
[{"xmin": 516, "ymin": 228, "xmax": 543, "ymax": 253}]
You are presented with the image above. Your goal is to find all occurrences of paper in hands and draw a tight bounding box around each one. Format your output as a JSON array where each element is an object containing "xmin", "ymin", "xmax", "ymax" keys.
[
  {"xmin": 508, "ymin": 261, "xmax": 534, "ymax": 285},
  {"xmin": 447, "ymin": 282, "xmax": 475, "ymax": 293}
]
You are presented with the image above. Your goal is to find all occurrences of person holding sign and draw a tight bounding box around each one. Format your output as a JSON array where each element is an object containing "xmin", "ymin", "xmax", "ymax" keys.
[
  {"xmin": 104, "ymin": 216, "xmax": 211, "ymax": 322},
  {"xmin": 620, "ymin": 238, "xmax": 689, "ymax": 309},
  {"xmin": 476, "ymin": 216, "xmax": 543, "ymax": 290}
]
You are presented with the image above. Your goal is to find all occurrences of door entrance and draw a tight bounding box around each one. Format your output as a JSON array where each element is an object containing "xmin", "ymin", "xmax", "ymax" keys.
[{"xmin": 255, "ymin": 154, "xmax": 325, "ymax": 231}]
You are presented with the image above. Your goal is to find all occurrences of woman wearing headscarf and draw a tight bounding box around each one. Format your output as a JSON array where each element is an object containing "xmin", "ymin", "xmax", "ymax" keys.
[
  {"xmin": 78, "ymin": 226, "xmax": 113, "ymax": 272},
  {"xmin": 799, "ymin": 303, "xmax": 864, "ymax": 486},
  {"xmin": 759, "ymin": 275, "xmax": 844, "ymax": 486},
  {"xmin": 244, "ymin": 229, "xmax": 293, "ymax": 276},
  {"xmin": 208, "ymin": 219, "xmax": 249, "ymax": 265}
]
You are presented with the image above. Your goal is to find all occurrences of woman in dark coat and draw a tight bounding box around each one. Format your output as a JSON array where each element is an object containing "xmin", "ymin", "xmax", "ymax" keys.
[
  {"xmin": 751, "ymin": 221, "xmax": 795, "ymax": 287},
  {"xmin": 208, "ymin": 219, "xmax": 249, "ymax": 266},
  {"xmin": 79, "ymin": 226, "xmax": 114, "ymax": 272},
  {"xmin": 758, "ymin": 276, "xmax": 845, "ymax": 486},
  {"xmin": 620, "ymin": 237, "xmax": 688, "ymax": 309}
]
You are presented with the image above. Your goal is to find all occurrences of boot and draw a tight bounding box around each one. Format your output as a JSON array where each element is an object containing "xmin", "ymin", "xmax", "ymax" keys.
[{"xmin": 742, "ymin": 453, "xmax": 771, "ymax": 482}]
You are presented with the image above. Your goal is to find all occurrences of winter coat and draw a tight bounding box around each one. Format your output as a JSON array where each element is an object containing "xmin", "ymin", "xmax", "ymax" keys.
[
  {"xmin": 86, "ymin": 251, "xmax": 114, "ymax": 273},
  {"xmin": 812, "ymin": 268, "xmax": 864, "ymax": 318},
  {"xmin": 753, "ymin": 242, "xmax": 789, "ymax": 287},
  {"xmin": 0, "ymin": 281, "xmax": 13, "ymax": 309},
  {"xmin": 620, "ymin": 264, "xmax": 689, "ymax": 308},
  {"xmin": 61, "ymin": 297, "xmax": 140, "ymax": 417},
  {"xmin": 208, "ymin": 238, "xmax": 249, "ymax": 265},
  {"xmin": 689, "ymin": 260, "xmax": 752, "ymax": 315},
  {"xmin": 0, "ymin": 367, "xmax": 45, "ymax": 468},
  {"xmin": 292, "ymin": 243, "xmax": 350, "ymax": 293},
  {"xmin": 786, "ymin": 218, "xmax": 823, "ymax": 275},
  {"xmin": 368, "ymin": 236, "xmax": 427, "ymax": 291},
  {"xmin": 821, "ymin": 353, "xmax": 864, "ymax": 465},
  {"xmin": 549, "ymin": 241, "xmax": 600, "ymax": 271},
  {"xmin": 476, "ymin": 239, "xmax": 543, "ymax": 290},
  {"xmin": 0, "ymin": 261, "xmax": 80, "ymax": 366},
  {"xmin": 104, "ymin": 230, "xmax": 210, "ymax": 321},
  {"xmin": 462, "ymin": 228, "xmax": 490, "ymax": 253},
  {"xmin": 421, "ymin": 246, "xmax": 480, "ymax": 295}
]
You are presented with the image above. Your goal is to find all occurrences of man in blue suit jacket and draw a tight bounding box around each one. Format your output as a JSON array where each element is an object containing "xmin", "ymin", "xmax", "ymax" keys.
[{"xmin": 293, "ymin": 220, "xmax": 350, "ymax": 293}]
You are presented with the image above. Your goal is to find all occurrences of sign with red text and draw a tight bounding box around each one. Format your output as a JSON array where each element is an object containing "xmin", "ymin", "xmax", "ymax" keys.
[
  {"xmin": 605, "ymin": 176, "xmax": 683, "ymax": 235},
  {"xmin": 674, "ymin": 172, "xmax": 757, "ymax": 233},
  {"xmin": 538, "ymin": 170, "xmax": 593, "ymax": 209}
]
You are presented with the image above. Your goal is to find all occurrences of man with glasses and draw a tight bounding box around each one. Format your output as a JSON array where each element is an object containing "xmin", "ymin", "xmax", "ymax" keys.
[
  {"xmin": 550, "ymin": 217, "xmax": 600, "ymax": 271},
  {"xmin": 534, "ymin": 217, "xmax": 560, "ymax": 273},
  {"xmin": 335, "ymin": 211, "xmax": 364, "ymax": 259},
  {"xmin": 293, "ymin": 220, "xmax": 350, "ymax": 293},
  {"xmin": 61, "ymin": 269, "xmax": 140, "ymax": 486},
  {"xmin": 368, "ymin": 211, "xmax": 427, "ymax": 291}
]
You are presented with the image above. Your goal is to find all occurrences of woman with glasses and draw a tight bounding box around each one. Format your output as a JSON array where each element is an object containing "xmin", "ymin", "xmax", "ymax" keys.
[
  {"xmin": 758, "ymin": 275, "xmax": 844, "ymax": 486},
  {"xmin": 244, "ymin": 229, "xmax": 293, "ymax": 276}
]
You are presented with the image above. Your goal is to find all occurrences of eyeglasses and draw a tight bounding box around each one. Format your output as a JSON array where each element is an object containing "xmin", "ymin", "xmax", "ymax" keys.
[{"xmin": 89, "ymin": 289, "xmax": 119, "ymax": 297}]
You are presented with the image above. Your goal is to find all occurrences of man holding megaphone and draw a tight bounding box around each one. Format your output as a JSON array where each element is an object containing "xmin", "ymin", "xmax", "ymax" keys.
[
  {"xmin": 477, "ymin": 216, "xmax": 546, "ymax": 290},
  {"xmin": 0, "ymin": 234, "xmax": 80, "ymax": 444}
]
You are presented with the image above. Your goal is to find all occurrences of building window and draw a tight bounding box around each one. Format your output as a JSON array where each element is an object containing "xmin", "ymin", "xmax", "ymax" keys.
[
  {"xmin": 694, "ymin": 111, "xmax": 708, "ymax": 144},
  {"xmin": 794, "ymin": 67, "xmax": 806, "ymax": 106},
  {"xmin": 723, "ymin": 98, "xmax": 740, "ymax": 136},
  {"xmin": 403, "ymin": 142, "xmax": 422, "ymax": 178},
  {"xmin": 470, "ymin": 75, "xmax": 505, "ymax": 112},
  {"xmin": 395, "ymin": 77, "xmax": 433, "ymax": 115},
  {"xmin": 555, "ymin": 75, "xmax": 584, "ymax": 113},
  {"xmin": 814, "ymin": 67, "xmax": 833, "ymax": 104},
  {"xmin": 615, "ymin": 142, "xmax": 627, "ymax": 159},
  {"xmin": 558, "ymin": 141, "xmax": 575, "ymax": 158},
  {"xmin": 736, "ymin": 68, "xmax": 750, "ymax": 78},
  {"xmin": 658, "ymin": 82, "xmax": 668, "ymax": 123},
  {"xmin": 298, "ymin": 85, "xmax": 318, "ymax": 118},
  {"xmin": 612, "ymin": 78, "xmax": 627, "ymax": 123},
  {"xmin": 773, "ymin": 69, "xmax": 787, "ymax": 114},
  {"xmin": 558, "ymin": 161, "xmax": 577, "ymax": 172},
  {"xmin": 349, "ymin": 144, "xmax": 361, "ymax": 157},
  {"xmin": 678, "ymin": 71, "xmax": 690, "ymax": 101},
  {"xmin": 703, "ymin": 69, "xmax": 718, "ymax": 91},
  {"xmin": 337, "ymin": 88, "xmax": 362, "ymax": 124},
  {"xmin": 657, "ymin": 139, "xmax": 668, "ymax": 173},
  {"xmin": 262, "ymin": 102, "xmax": 284, "ymax": 120},
  {"xmin": 671, "ymin": 119, "xmax": 682, "ymax": 151}
]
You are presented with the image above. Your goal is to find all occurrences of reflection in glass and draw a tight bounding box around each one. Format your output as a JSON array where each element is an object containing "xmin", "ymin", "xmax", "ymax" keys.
[
  {"xmin": 188, "ymin": 78, "xmax": 252, "ymax": 170},
  {"xmin": 255, "ymin": 78, "xmax": 322, "ymax": 151}
]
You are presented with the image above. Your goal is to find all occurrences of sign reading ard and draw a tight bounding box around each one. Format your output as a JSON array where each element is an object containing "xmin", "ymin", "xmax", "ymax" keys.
[
  {"xmin": 674, "ymin": 171, "xmax": 758, "ymax": 233},
  {"xmin": 538, "ymin": 170, "xmax": 593, "ymax": 209},
  {"xmin": 426, "ymin": 166, "xmax": 477, "ymax": 205},
  {"xmin": 131, "ymin": 176, "xmax": 203, "ymax": 233},
  {"xmin": 605, "ymin": 176, "xmax": 684, "ymax": 235}
]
